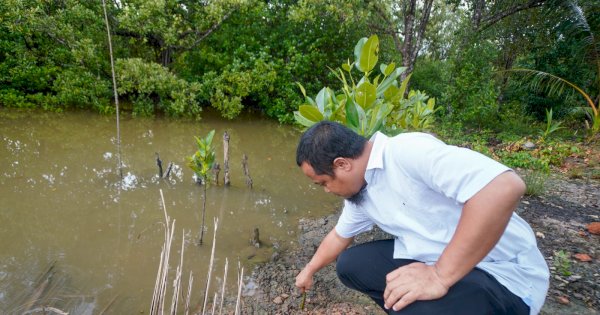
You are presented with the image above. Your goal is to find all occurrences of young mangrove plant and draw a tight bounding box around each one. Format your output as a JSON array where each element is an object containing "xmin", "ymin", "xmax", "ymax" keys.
[
  {"xmin": 187, "ymin": 129, "xmax": 216, "ymax": 245},
  {"xmin": 294, "ymin": 34, "xmax": 438, "ymax": 137}
]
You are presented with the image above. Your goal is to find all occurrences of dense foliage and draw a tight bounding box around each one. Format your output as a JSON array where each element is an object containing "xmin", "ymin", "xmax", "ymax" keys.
[{"xmin": 0, "ymin": 0, "xmax": 598, "ymax": 141}]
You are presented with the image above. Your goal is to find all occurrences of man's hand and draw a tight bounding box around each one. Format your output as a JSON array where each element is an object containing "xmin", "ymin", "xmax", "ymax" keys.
[
  {"xmin": 295, "ymin": 267, "xmax": 315, "ymax": 292},
  {"xmin": 383, "ymin": 262, "xmax": 450, "ymax": 311}
]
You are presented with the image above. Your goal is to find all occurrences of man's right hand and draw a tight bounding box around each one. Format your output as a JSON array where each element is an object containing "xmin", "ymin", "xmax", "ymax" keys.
[{"xmin": 295, "ymin": 267, "xmax": 314, "ymax": 292}]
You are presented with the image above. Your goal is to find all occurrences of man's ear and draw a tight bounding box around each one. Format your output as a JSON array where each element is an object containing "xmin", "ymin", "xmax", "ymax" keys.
[{"xmin": 333, "ymin": 157, "xmax": 352, "ymax": 171}]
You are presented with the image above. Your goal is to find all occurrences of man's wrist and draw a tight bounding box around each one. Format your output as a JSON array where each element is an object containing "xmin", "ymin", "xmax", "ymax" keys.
[
  {"xmin": 433, "ymin": 263, "xmax": 453, "ymax": 290},
  {"xmin": 304, "ymin": 261, "xmax": 320, "ymax": 275}
]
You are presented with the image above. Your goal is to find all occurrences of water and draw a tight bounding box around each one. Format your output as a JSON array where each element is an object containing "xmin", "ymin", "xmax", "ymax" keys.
[{"xmin": 0, "ymin": 109, "xmax": 339, "ymax": 313}]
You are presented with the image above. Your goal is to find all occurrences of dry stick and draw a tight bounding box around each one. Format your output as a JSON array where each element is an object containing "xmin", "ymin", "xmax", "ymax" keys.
[
  {"xmin": 223, "ymin": 132, "xmax": 230, "ymax": 186},
  {"xmin": 22, "ymin": 261, "xmax": 56, "ymax": 312},
  {"xmin": 211, "ymin": 292, "xmax": 218, "ymax": 315},
  {"xmin": 22, "ymin": 306, "xmax": 68, "ymax": 315},
  {"xmin": 184, "ymin": 271, "xmax": 194, "ymax": 315},
  {"xmin": 241, "ymin": 154, "xmax": 253, "ymax": 189},
  {"xmin": 161, "ymin": 221, "xmax": 176, "ymax": 314},
  {"xmin": 218, "ymin": 258, "xmax": 228, "ymax": 315},
  {"xmin": 101, "ymin": 0, "xmax": 122, "ymax": 179},
  {"xmin": 156, "ymin": 153, "xmax": 163, "ymax": 178},
  {"xmin": 151, "ymin": 189, "xmax": 175, "ymax": 315},
  {"xmin": 234, "ymin": 262, "xmax": 244, "ymax": 315},
  {"xmin": 170, "ymin": 230, "xmax": 186, "ymax": 315},
  {"xmin": 202, "ymin": 218, "xmax": 219, "ymax": 315},
  {"xmin": 98, "ymin": 294, "xmax": 119, "ymax": 315},
  {"xmin": 163, "ymin": 162, "xmax": 174, "ymax": 179}
]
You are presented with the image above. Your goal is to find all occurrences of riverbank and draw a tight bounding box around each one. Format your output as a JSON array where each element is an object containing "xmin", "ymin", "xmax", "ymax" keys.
[{"xmin": 242, "ymin": 173, "xmax": 600, "ymax": 314}]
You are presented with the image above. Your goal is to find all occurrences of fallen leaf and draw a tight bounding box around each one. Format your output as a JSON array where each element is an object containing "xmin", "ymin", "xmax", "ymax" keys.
[
  {"xmin": 578, "ymin": 230, "xmax": 586, "ymax": 237},
  {"xmin": 557, "ymin": 296, "xmax": 570, "ymax": 305},
  {"xmin": 587, "ymin": 222, "xmax": 600, "ymax": 235},
  {"xmin": 573, "ymin": 253, "xmax": 592, "ymax": 262}
]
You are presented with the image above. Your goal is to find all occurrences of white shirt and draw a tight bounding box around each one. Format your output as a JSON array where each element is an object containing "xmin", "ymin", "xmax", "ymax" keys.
[{"xmin": 335, "ymin": 132, "xmax": 549, "ymax": 315}]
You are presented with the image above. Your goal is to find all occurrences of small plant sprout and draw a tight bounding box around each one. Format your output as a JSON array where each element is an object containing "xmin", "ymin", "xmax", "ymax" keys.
[{"xmin": 187, "ymin": 129, "xmax": 216, "ymax": 245}]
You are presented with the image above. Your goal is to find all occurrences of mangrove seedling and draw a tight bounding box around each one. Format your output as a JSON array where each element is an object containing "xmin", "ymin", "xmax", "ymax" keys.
[{"xmin": 187, "ymin": 129, "xmax": 216, "ymax": 245}]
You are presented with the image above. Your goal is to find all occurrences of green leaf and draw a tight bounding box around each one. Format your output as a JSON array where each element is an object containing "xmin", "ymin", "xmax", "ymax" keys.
[
  {"xmin": 296, "ymin": 82, "xmax": 307, "ymax": 98},
  {"xmin": 205, "ymin": 129, "xmax": 215, "ymax": 146},
  {"xmin": 398, "ymin": 73, "xmax": 412, "ymax": 99},
  {"xmin": 354, "ymin": 37, "xmax": 368, "ymax": 71},
  {"xmin": 342, "ymin": 63, "xmax": 351, "ymax": 72},
  {"xmin": 383, "ymin": 85, "xmax": 400, "ymax": 101},
  {"xmin": 376, "ymin": 67, "xmax": 407, "ymax": 97},
  {"xmin": 355, "ymin": 82, "xmax": 377, "ymax": 109},
  {"xmin": 315, "ymin": 87, "xmax": 331, "ymax": 112},
  {"xmin": 359, "ymin": 35, "xmax": 379, "ymax": 73},
  {"xmin": 384, "ymin": 62, "xmax": 395, "ymax": 76},
  {"xmin": 345, "ymin": 99, "xmax": 359, "ymax": 129},
  {"xmin": 299, "ymin": 105, "xmax": 324, "ymax": 122},
  {"xmin": 294, "ymin": 111, "xmax": 317, "ymax": 127}
]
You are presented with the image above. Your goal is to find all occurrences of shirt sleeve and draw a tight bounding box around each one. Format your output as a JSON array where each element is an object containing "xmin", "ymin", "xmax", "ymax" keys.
[
  {"xmin": 393, "ymin": 133, "xmax": 510, "ymax": 204},
  {"xmin": 335, "ymin": 200, "xmax": 374, "ymax": 238}
]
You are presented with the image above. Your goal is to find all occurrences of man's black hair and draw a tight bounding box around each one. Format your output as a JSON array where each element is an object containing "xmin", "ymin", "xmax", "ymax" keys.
[{"xmin": 296, "ymin": 121, "xmax": 367, "ymax": 176}]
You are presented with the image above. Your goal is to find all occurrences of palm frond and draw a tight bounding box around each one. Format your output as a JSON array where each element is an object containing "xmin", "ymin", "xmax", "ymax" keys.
[{"xmin": 505, "ymin": 68, "xmax": 598, "ymax": 117}]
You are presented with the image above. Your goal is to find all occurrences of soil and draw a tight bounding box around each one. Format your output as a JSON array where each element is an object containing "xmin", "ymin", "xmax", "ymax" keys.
[{"xmin": 241, "ymin": 173, "xmax": 600, "ymax": 315}]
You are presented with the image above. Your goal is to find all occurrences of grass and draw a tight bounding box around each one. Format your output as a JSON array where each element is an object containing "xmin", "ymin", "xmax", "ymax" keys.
[{"xmin": 523, "ymin": 171, "xmax": 548, "ymax": 197}]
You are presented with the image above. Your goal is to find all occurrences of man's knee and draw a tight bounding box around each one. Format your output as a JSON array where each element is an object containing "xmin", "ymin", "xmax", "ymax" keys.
[{"xmin": 335, "ymin": 248, "xmax": 355, "ymax": 281}]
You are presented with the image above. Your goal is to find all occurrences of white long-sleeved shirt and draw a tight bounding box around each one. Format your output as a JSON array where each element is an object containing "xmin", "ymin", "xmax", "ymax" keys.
[{"xmin": 336, "ymin": 132, "xmax": 549, "ymax": 315}]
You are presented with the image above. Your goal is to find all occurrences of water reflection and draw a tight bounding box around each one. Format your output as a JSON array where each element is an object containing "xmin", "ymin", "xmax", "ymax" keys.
[{"xmin": 0, "ymin": 109, "xmax": 339, "ymax": 313}]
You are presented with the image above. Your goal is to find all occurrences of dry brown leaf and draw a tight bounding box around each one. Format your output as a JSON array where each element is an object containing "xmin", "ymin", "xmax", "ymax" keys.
[
  {"xmin": 557, "ymin": 296, "xmax": 570, "ymax": 305},
  {"xmin": 587, "ymin": 222, "xmax": 600, "ymax": 235},
  {"xmin": 573, "ymin": 253, "xmax": 592, "ymax": 262}
]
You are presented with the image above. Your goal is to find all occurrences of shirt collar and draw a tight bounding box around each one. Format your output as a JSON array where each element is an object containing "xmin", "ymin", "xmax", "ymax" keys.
[{"xmin": 366, "ymin": 131, "xmax": 388, "ymax": 171}]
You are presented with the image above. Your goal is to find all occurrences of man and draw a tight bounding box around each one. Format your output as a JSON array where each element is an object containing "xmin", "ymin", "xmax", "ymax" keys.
[{"xmin": 294, "ymin": 121, "xmax": 549, "ymax": 315}]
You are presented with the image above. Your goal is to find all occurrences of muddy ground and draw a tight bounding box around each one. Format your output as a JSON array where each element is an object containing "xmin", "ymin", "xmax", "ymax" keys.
[{"xmin": 241, "ymin": 174, "xmax": 600, "ymax": 315}]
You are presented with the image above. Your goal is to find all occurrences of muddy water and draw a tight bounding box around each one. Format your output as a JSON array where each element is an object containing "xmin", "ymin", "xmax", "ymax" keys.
[{"xmin": 0, "ymin": 109, "xmax": 339, "ymax": 313}]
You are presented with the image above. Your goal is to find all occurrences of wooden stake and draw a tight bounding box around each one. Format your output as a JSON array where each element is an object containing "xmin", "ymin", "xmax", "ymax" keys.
[
  {"xmin": 156, "ymin": 153, "xmax": 163, "ymax": 178},
  {"xmin": 242, "ymin": 154, "xmax": 253, "ymax": 189},
  {"xmin": 223, "ymin": 132, "xmax": 230, "ymax": 186}
]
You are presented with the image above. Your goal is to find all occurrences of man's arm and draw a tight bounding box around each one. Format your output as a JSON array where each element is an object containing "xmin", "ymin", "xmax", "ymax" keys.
[
  {"xmin": 295, "ymin": 229, "xmax": 354, "ymax": 291},
  {"xmin": 383, "ymin": 171, "xmax": 526, "ymax": 311}
]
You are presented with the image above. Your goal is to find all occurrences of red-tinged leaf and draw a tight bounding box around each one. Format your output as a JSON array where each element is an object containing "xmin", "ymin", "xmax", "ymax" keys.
[
  {"xmin": 586, "ymin": 222, "xmax": 600, "ymax": 235},
  {"xmin": 573, "ymin": 253, "xmax": 592, "ymax": 262}
]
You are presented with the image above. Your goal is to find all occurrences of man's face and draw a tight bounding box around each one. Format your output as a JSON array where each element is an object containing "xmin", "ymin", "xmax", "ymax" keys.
[{"xmin": 300, "ymin": 161, "xmax": 363, "ymax": 201}]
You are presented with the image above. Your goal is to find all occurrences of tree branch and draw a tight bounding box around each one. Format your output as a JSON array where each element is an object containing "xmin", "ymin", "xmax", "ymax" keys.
[{"xmin": 479, "ymin": 0, "xmax": 547, "ymax": 31}]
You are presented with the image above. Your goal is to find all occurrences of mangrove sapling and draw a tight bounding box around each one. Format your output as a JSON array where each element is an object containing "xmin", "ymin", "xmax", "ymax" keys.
[{"xmin": 187, "ymin": 130, "xmax": 217, "ymax": 245}]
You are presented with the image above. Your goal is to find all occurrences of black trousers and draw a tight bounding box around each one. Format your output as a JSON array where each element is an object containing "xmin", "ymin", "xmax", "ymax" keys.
[{"xmin": 336, "ymin": 239, "xmax": 529, "ymax": 315}]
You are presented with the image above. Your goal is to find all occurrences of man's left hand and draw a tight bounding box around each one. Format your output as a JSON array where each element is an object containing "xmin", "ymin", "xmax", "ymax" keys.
[{"xmin": 383, "ymin": 262, "xmax": 450, "ymax": 311}]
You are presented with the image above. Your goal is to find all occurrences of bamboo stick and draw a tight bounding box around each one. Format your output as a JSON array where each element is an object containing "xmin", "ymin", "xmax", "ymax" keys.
[
  {"xmin": 202, "ymin": 218, "xmax": 219, "ymax": 314},
  {"xmin": 218, "ymin": 258, "xmax": 228, "ymax": 315},
  {"xmin": 185, "ymin": 271, "xmax": 193, "ymax": 315},
  {"xmin": 101, "ymin": 0, "xmax": 123, "ymax": 179},
  {"xmin": 234, "ymin": 262, "xmax": 244, "ymax": 315}
]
